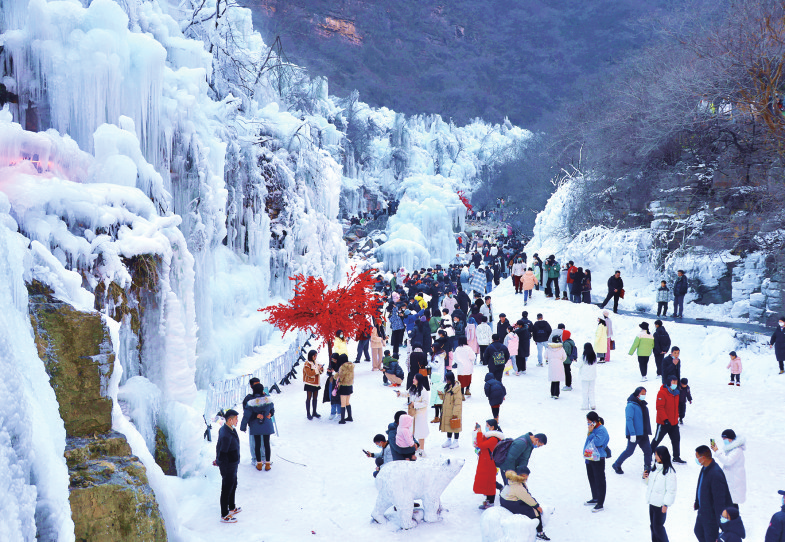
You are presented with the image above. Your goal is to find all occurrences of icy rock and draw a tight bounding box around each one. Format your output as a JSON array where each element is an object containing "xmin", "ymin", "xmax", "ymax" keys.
[
  {"xmin": 749, "ymin": 293, "xmax": 766, "ymax": 309},
  {"xmin": 480, "ymin": 505, "xmax": 554, "ymax": 542},
  {"xmin": 749, "ymin": 305, "xmax": 764, "ymax": 321},
  {"xmin": 372, "ymin": 457, "xmax": 464, "ymax": 530},
  {"xmin": 635, "ymin": 301, "xmax": 651, "ymax": 312},
  {"xmin": 730, "ymin": 301, "xmax": 750, "ymax": 319}
]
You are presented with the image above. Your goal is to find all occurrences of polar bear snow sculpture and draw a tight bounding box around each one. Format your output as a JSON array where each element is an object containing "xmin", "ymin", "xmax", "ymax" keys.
[
  {"xmin": 480, "ymin": 505, "xmax": 555, "ymax": 542},
  {"xmin": 372, "ymin": 457, "xmax": 465, "ymax": 529}
]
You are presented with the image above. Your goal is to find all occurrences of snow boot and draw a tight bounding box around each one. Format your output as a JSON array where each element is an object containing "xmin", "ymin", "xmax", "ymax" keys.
[
  {"xmin": 264, "ymin": 462, "xmax": 271, "ymax": 471},
  {"xmin": 442, "ymin": 438, "xmax": 452, "ymax": 448},
  {"xmin": 430, "ymin": 416, "xmax": 441, "ymax": 424},
  {"xmin": 306, "ymin": 401, "xmax": 312, "ymax": 420},
  {"xmin": 346, "ymin": 405, "xmax": 354, "ymax": 422},
  {"xmin": 449, "ymin": 439, "xmax": 460, "ymax": 449},
  {"xmin": 339, "ymin": 407, "xmax": 346, "ymax": 424},
  {"xmin": 465, "ymin": 388, "xmax": 471, "ymax": 397}
]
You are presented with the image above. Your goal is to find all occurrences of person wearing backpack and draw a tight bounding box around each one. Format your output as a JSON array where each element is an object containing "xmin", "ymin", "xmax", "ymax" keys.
[
  {"xmin": 497, "ymin": 432, "xmax": 548, "ymax": 485},
  {"xmin": 483, "ymin": 334, "xmax": 511, "ymax": 383},
  {"xmin": 474, "ymin": 419, "xmax": 505, "ymax": 510},
  {"xmin": 562, "ymin": 330, "xmax": 578, "ymax": 391},
  {"xmin": 484, "ymin": 373, "xmax": 507, "ymax": 421}
]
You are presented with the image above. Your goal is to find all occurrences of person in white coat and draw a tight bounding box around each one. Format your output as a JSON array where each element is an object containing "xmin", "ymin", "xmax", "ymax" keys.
[
  {"xmin": 644, "ymin": 446, "xmax": 677, "ymax": 542},
  {"xmin": 452, "ymin": 337, "xmax": 475, "ymax": 397},
  {"xmin": 578, "ymin": 343, "xmax": 598, "ymax": 410},
  {"xmin": 396, "ymin": 373, "xmax": 430, "ymax": 456},
  {"xmin": 603, "ymin": 310, "xmax": 614, "ymax": 362},
  {"xmin": 710, "ymin": 429, "xmax": 746, "ymax": 508}
]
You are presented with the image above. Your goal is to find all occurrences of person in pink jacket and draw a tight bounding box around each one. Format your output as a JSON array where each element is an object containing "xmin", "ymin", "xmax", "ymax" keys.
[
  {"xmin": 466, "ymin": 316, "xmax": 480, "ymax": 356},
  {"xmin": 504, "ymin": 328, "xmax": 520, "ymax": 375},
  {"xmin": 520, "ymin": 268, "xmax": 539, "ymax": 306},
  {"xmin": 727, "ymin": 351, "xmax": 742, "ymax": 386}
]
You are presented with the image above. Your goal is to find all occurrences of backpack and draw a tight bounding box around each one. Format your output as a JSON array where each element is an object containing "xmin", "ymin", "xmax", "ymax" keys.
[{"xmin": 492, "ymin": 438, "xmax": 515, "ymax": 468}]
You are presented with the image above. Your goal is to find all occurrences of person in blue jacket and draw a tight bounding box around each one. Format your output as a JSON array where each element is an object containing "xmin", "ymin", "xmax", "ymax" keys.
[
  {"xmin": 483, "ymin": 372, "xmax": 507, "ymax": 421},
  {"xmin": 718, "ymin": 506, "xmax": 746, "ymax": 542},
  {"xmin": 612, "ymin": 387, "xmax": 653, "ymax": 477},
  {"xmin": 583, "ymin": 411, "xmax": 610, "ymax": 512},
  {"xmin": 694, "ymin": 445, "xmax": 733, "ymax": 542},
  {"xmin": 765, "ymin": 490, "xmax": 785, "ymax": 542},
  {"xmin": 240, "ymin": 383, "xmax": 275, "ymax": 471},
  {"xmin": 214, "ymin": 409, "xmax": 241, "ymax": 523}
]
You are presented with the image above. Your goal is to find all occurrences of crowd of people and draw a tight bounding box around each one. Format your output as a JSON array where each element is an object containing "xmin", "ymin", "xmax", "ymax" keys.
[{"xmin": 213, "ymin": 225, "xmax": 785, "ymax": 540}]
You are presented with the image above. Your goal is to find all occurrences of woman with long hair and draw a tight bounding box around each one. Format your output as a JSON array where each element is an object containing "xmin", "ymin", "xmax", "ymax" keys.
[
  {"xmin": 439, "ymin": 371, "xmax": 463, "ymax": 449},
  {"xmin": 303, "ymin": 349, "xmax": 323, "ymax": 419},
  {"xmin": 579, "ymin": 343, "xmax": 598, "ymax": 410},
  {"xmin": 370, "ymin": 317, "xmax": 387, "ymax": 371},
  {"xmin": 583, "ymin": 411, "xmax": 609, "ymax": 512},
  {"xmin": 396, "ymin": 372, "xmax": 431, "ymax": 456},
  {"xmin": 475, "ymin": 419, "xmax": 505, "ymax": 510},
  {"xmin": 336, "ymin": 354, "xmax": 354, "ymax": 424},
  {"xmin": 594, "ymin": 317, "xmax": 608, "ymax": 362},
  {"xmin": 582, "ymin": 270, "xmax": 592, "ymax": 304},
  {"xmin": 644, "ymin": 446, "xmax": 677, "ymax": 542}
]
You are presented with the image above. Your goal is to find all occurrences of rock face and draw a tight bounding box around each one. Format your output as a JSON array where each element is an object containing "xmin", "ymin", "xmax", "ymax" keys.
[{"xmin": 27, "ymin": 281, "xmax": 167, "ymax": 541}]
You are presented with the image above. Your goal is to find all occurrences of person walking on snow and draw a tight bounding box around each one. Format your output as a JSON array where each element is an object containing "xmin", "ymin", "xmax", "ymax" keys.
[
  {"xmin": 644, "ymin": 446, "xmax": 678, "ymax": 542},
  {"xmin": 513, "ymin": 315, "xmax": 532, "ymax": 374},
  {"xmin": 653, "ymin": 320, "xmax": 671, "ymax": 377},
  {"xmin": 764, "ymin": 490, "xmax": 785, "ymax": 542},
  {"xmin": 484, "ymin": 334, "xmax": 511, "ymax": 383},
  {"xmin": 600, "ymin": 270, "xmax": 624, "ymax": 313},
  {"xmin": 612, "ymin": 386, "xmax": 653, "ymax": 477},
  {"xmin": 215, "ymin": 409, "xmax": 241, "ymax": 523},
  {"xmin": 544, "ymin": 255, "xmax": 560, "ymax": 298},
  {"xmin": 770, "ymin": 316, "xmax": 785, "ymax": 374},
  {"xmin": 512, "ymin": 258, "xmax": 526, "ymax": 294},
  {"xmin": 727, "ymin": 351, "xmax": 742, "ymax": 386},
  {"xmin": 594, "ymin": 317, "xmax": 609, "ymax": 362},
  {"xmin": 651, "ymin": 377, "xmax": 687, "ymax": 464},
  {"xmin": 533, "ymin": 314, "xmax": 552, "ymax": 367},
  {"xmin": 439, "ymin": 371, "xmax": 463, "ymax": 449},
  {"xmin": 629, "ymin": 322, "xmax": 655, "ymax": 381},
  {"xmin": 673, "ymin": 270, "xmax": 689, "ymax": 319},
  {"xmin": 561, "ymin": 330, "xmax": 578, "ymax": 391},
  {"xmin": 694, "ymin": 445, "xmax": 734, "ymax": 542},
  {"xmin": 240, "ymin": 383, "xmax": 275, "ymax": 471},
  {"xmin": 521, "ymin": 267, "xmax": 538, "ymax": 305},
  {"xmin": 661, "ymin": 347, "xmax": 682, "ymax": 387},
  {"xmin": 710, "ymin": 429, "xmax": 746, "ymax": 509},
  {"xmin": 475, "ymin": 419, "xmax": 505, "ymax": 510},
  {"xmin": 578, "ymin": 343, "xmax": 598, "ymax": 410},
  {"xmin": 470, "ymin": 265, "xmax": 487, "ymax": 296},
  {"xmin": 603, "ymin": 310, "xmax": 615, "ymax": 361},
  {"xmin": 546, "ymin": 336, "xmax": 567, "ymax": 398}
]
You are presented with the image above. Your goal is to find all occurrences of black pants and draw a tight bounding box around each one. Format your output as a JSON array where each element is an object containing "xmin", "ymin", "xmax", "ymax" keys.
[
  {"xmin": 564, "ymin": 363, "xmax": 572, "ymax": 387},
  {"xmin": 649, "ymin": 504, "xmax": 669, "ymax": 542},
  {"xmin": 500, "ymin": 498, "xmax": 544, "ymax": 532},
  {"xmin": 491, "ymin": 367, "xmax": 504, "ymax": 383},
  {"xmin": 651, "ymin": 423, "xmax": 680, "ymax": 460},
  {"xmin": 391, "ymin": 329, "xmax": 405, "ymax": 355},
  {"xmin": 550, "ymin": 381, "xmax": 560, "ymax": 397},
  {"xmin": 491, "ymin": 405, "xmax": 500, "ymax": 418},
  {"xmin": 546, "ymin": 277, "xmax": 559, "ymax": 297},
  {"xmin": 515, "ymin": 355, "xmax": 527, "ymax": 372},
  {"xmin": 600, "ymin": 291, "xmax": 620, "ymax": 312},
  {"xmin": 585, "ymin": 459, "xmax": 606, "ymax": 506},
  {"xmin": 730, "ymin": 373, "xmax": 740, "ymax": 383},
  {"xmin": 778, "ymin": 357, "xmax": 785, "ymax": 372},
  {"xmin": 614, "ymin": 435, "xmax": 652, "ymax": 471},
  {"xmin": 657, "ymin": 302, "xmax": 668, "ymax": 316},
  {"xmin": 638, "ymin": 355, "xmax": 649, "ymax": 377},
  {"xmin": 219, "ymin": 463, "xmax": 238, "ymax": 517},
  {"xmin": 479, "ymin": 345, "xmax": 488, "ymax": 364},
  {"xmin": 654, "ymin": 353, "xmax": 664, "ymax": 376},
  {"xmin": 253, "ymin": 434, "xmax": 272, "ymax": 462},
  {"xmin": 694, "ymin": 517, "xmax": 719, "ymax": 542}
]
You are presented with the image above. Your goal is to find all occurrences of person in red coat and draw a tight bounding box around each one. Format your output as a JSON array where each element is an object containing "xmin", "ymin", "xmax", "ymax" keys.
[
  {"xmin": 475, "ymin": 419, "xmax": 505, "ymax": 509},
  {"xmin": 651, "ymin": 376, "xmax": 687, "ymax": 464}
]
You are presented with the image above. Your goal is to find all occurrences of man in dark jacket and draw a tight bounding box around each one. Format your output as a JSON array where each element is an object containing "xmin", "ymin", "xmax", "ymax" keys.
[
  {"xmin": 514, "ymin": 315, "xmax": 533, "ymax": 373},
  {"xmin": 612, "ymin": 387, "xmax": 652, "ymax": 475},
  {"xmin": 496, "ymin": 313, "xmax": 509, "ymax": 341},
  {"xmin": 771, "ymin": 316, "xmax": 785, "ymax": 374},
  {"xmin": 600, "ymin": 270, "xmax": 624, "ymax": 313},
  {"xmin": 483, "ymin": 334, "xmax": 510, "ymax": 382},
  {"xmin": 215, "ymin": 409, "xmax": 241, "ymax": 522},
  {"xmin": 765, "ymin": 490, "xmax": 785, "ymax": 542},
  {"xmin": 472, "ymin": 250, "xmax": 482, "ymax": 267},
  {"xmin": 456, "ymin": 287, "xmax": 470, "ymax": 315},
  {"xmin": 484, "ymin": 373, "xmax": 507, "ymax": 420},
  {"xmin": 661, "ymin": 346, "xmax": 682, "ymax": 386},
  {"xmin": 532, "ymin": 314, "xmax": 552, "ymax": 367},
  {"xmin": 498, "ymin": 432, "xmax": 547, "ymax": 483},
  {"xmin": 694, "ymin": 445, "xmax": 733, "ymax": 542},
  {"xmin": 653, "ymin": 320, "xmax": 671, "ymax": 377},
  {"xmin": 673, "ymin": 270, "xmax": 689, "ymax": 318}
]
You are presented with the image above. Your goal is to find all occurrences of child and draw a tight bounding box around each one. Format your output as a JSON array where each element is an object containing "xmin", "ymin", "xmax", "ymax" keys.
[
  {"xmin": 727, "ymin": 351, "xmax": 742, "ymax": 386},
  {"xmin": 678, "ymin": 378, "xmax": 692, "ymax": 424},
  {"xmin": 365, "ymin": 434, "xmax": 392, "ymax": 477},
  {"xmin": 656, "ymin": 281, "xmax": 669, "ymax": 317},
  {"xmin": 503, "ymin": 327, "xmax": 519, "ymax": 376},
  {"xmin": 395, "ymin": 414, "xmax": 417, "ymax": 461}
]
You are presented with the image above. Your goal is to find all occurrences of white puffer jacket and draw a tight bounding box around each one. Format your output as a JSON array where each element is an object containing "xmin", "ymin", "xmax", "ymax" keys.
[
  {"xmin": 714, "ymin": 436, "xmax": 746, "ymax": 504},
  {"xmin": 645, "ymin": 463, "xmax": 677, "ymax": 507}
]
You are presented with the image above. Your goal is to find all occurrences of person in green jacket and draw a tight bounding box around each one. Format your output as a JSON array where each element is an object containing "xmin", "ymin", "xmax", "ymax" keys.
[
  {"xmin": 562, "ymin": 330, "xmax": 578, "ymax": 391},
  {"xmin": 629, "ymin": 322, "xmax": 655, "ymax": 381},
  {"xmin": 543, "ymin": 255, "xmax": 561, "ymax": 298},
  {"xmin": 499, "ymin": 432, "xmax": 548, "ymax": 484}
]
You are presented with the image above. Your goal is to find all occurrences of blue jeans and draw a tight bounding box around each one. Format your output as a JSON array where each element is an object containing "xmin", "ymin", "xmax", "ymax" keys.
[
  {"xmin": 613, "ymin": 436, "xmax": 652, "ymax": 471},
  {"xmin": 673, "ymin": 295, "xmax": 685, "ymax": 317},
  {"xmin": 524, "ymin": 290, "xmax": 532, "ymax": 303},
  {"xmin": 355, "ymin": 339, "xmax": 370, "ymax": 362},
  {"xmin": 536, "ymin": 342, "xmax": 547, "ymax": 364},
  {"xmin": 331, "ymin": 403, "xmax": 340, "ymax": 416},
  {"xmin": 487, "ymin": 281, "xmax": 493, "ymax": 292}
]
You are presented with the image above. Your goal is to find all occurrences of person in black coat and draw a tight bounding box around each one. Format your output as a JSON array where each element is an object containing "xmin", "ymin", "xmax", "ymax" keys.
[
  {"xmin": 661, "ymin": 347, "xmax": 682, "ymax": 386},
  {"xmin": 456, "ymin": 287, "xmax": 470, "ymax": 315},
  {"xmin": 653, "ymin": 320, "xmax": 671, "ymax": 377},
  {"xmin": 718, "ymin": 506, "xmax": 745, "ymax": 542},
  {"xmin": 694, "ymin": 445, "xmax": 733, "ymax": 542},
  {"xmin": 673, "ymin": 270, "xmax": 689, "ymax": 318},
  {"xmin": 484, "ymin": 373, "xmax": 506, "ymax": 420},
  {"xmin": 214, "ymin": 409, "xmax": 241, "ymax": 522},
  {"xmin": 514, "ymin": 316, "xmax": 533, "ymax": 373},
  {"xmin": 407, "ymin": 347, "xmax": 428, "ymax": 390},
  {"xmin": 771, "ymin": 316, "xmax": 785, "ymax": 374},
  {"xmin": 600, "ymin": 271, "xmax": 624, "ymax": 313},
  {"xmin": 483, "ymin": 334, "xmax": 510, "ymax": 382},
  {"xmin": 531, "ymin": 314, "xmax": 552, "ymax": 367},
  {"xmin": 496, "ymin": 314, "xmax": 510, "ymax": 341},
  {"xmin": 765, "ymin": 490, "xmax": 785, "ymax": 542}
]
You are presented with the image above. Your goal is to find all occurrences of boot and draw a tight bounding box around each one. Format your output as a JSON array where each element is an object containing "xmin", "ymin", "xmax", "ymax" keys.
[
  {"xmin": 465, "ymin": 388, "xmax": 471, "ymax": 397},
  {"xmin": 442, "ymin": 438, "xmax": 452, "ymax": 448},
  {"xmin": 312, "ymin": 398, "xmax": 321, "ymax": 418},
  {"xmin": 430, "ymin": 416, "xmax": 441, "ymax": 424},
  {"xmin": 256, "ymin": 462, "xmax": 264, "ymax": 471},
  {"xmin": 264, "ymin": 462, "xmax": 271, "ymax": 471},
  {"xmin": 339, "ymin": 407, "xmax": 346, "ymax": 424},
  {"xmin": 306, "ymin": 401, "xmax": 312, "ymax": 420},
  {"xmin": 346, "ymin": 405, "xmax": 353, "ymax": 422}
]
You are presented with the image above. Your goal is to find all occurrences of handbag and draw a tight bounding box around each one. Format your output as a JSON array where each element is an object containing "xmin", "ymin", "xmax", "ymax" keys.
[
  {"xmin": 584, "ymin": 440, "xmax": 599, "ymax": 461},
  {"xmin": 407, "ymin": 401, "xmax": 416, "ymax": 416},
  {"xmin": 449, "ymin": 416, "xmax": 461, "ymax": 429},
  {"xmin": 620, "ymin": 288, "xmax": 625, "ymax": 299},
  {"xmin": 610, "ymin": 340, "xmax": 616, "ymax": 350},
  {"xmin": 419, "ymin": 368, "xmax": 430, "ymax": 377}
]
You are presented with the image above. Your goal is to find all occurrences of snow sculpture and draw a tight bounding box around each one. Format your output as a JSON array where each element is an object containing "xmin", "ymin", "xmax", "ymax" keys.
[
  {"xmin": 480, "ymin": 505, "xmax": 554, "ymax": 542},
  {"xmin": 371, "ymin": 457, "xmax": 464, "ymax": 529}
]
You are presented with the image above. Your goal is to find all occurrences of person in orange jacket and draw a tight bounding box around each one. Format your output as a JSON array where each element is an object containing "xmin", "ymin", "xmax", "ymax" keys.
[{"xmin": 651, "ymin": 376, "xmax": 687, "ymax": 464}]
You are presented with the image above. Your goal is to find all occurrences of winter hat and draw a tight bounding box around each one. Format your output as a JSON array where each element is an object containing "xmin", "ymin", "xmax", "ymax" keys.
[
  {"xmin": 721, "ymin": 429, "xmax": 737, "ymax": 440},
  {"xmin": 224, "ymin": 409, "xmax": 239, "ymax": 419},
  {"xmin": 534, "ymin": 433, "xmax": 548, "ymax": 445},
  {"xmin": 499, "ymin": 313, "xmax": 506, "ymax": 318},
  {"xmin": 419, "ymin": 316, "xmax": 427, "ymax": 322},
  {"xmin": 562, "ymin": 330, "xmax": 571, "ymax": 341},
  {"xmin": 723, "ymin": 506, "xmax": 739, "ymax": 521}
]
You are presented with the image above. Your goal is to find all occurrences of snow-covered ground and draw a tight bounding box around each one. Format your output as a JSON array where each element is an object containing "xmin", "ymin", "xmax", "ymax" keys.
[{"xmin": 165, "ymin": 276, "xmax": 783, "ymax": 541}]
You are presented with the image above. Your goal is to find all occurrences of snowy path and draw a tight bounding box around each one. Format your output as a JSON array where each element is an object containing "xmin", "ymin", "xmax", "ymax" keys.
[{"xmin": 176, "ymin": 277, "xmax": 785, "ymax": 542}]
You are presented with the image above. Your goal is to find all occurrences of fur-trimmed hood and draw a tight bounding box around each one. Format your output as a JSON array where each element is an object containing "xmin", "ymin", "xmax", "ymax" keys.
[
  {"xmin": 484, "ymin": 430, "xmax": 505, "ymax": 441},
  {"xmin": 724, "ymin": 435, "xmax": 746, "ymax": 452}
]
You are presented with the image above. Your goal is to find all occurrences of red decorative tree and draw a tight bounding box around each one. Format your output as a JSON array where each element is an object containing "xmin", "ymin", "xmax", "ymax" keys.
[
  {"xmin": 457, "ymin": 190, "xmax": 472, "ymax": 211},
  {"xmin": 258, "ymin": 267, "xmax": 382, "ymax": 355}
]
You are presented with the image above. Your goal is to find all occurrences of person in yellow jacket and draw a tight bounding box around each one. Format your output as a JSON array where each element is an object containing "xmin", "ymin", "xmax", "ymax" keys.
[
  {"xmin": 594, "ymin": 318, "xmax": 608, "ymax": 362},
  {"xmin": 333, "ymin": 330, "xmax": 348, "ymax": 356},
  {"xmin": 629, "ymin": 322, "xmax": 655, "ymax": 381}
]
